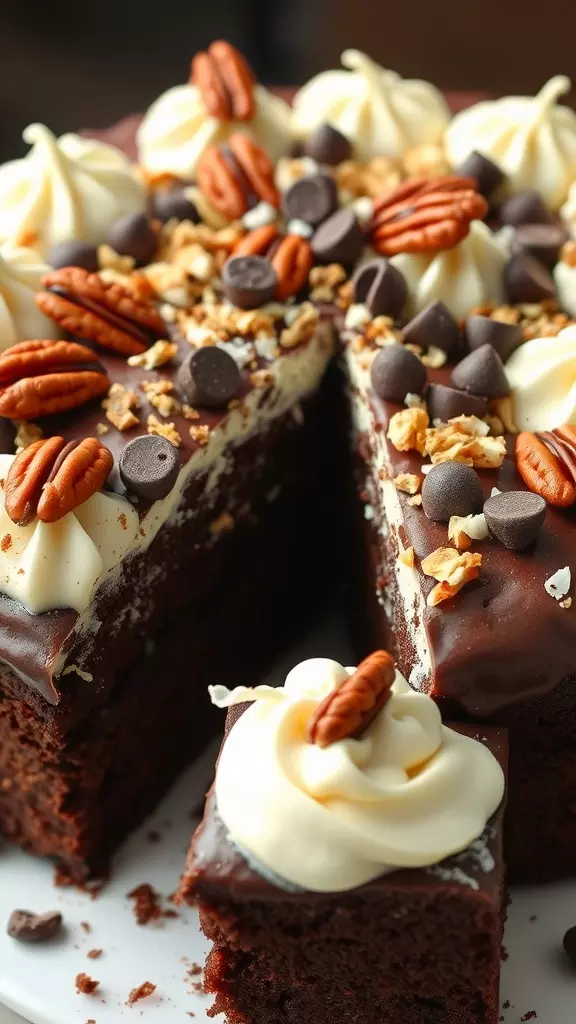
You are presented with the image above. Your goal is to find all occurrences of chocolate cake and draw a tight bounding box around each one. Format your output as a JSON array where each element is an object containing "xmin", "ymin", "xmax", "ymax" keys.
[{"xmin": 181, "ymin": 654, "xmax": 507, "ymax": 1024}]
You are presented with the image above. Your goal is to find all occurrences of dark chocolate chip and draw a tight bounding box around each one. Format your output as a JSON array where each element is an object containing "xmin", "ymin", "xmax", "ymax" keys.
[
  {"xmin": 303, "ymin": 123, "xmax": 352, "ymax": 166},
  {"xmin": 512, "ymin": 223, "xmax": 569, "ymax": 269},
  {"xmin": 221, "ymin": 254, "xmax": 278, "ymax": 309},
  {"xmin": 504, "ymin": 252, "xmax": 557, "ymax": 304},
  {"xmin": 426, "ymin": 383, "xmax": 488, "ymax": 422},
  {"xmin": 311, "ymin": 208, "xmax": 364, "ymax": 266},
  {"xmin": 563, "ymin": 926, "xmax": 576, "ymax": 968},
  {"xmin": 370, "ymin": 346, "xmax": 427, "ymax": 402},
  {"xmin": 119, "ymin": 435, "xmax": 180, "ymax": 502},
  {"xmin": 451, "ymin": 344, "xmax": 510, "ymax": 398},
  {"xmin": 48, "ymin": 240, "xmax": 99, "ymax": 272},
  {"xmin": 352, "ymin": 259, "xmax": 407, "ymax": 318},
  {"xmin": 456, "ymin": 151, "xmax": 505, "ymax": 201},
  {"xmin": 282, "ymin": 173, "xmax": 338, "ymax": 228},
  {"xmin": 464, "ymin": 316, "xmax": 523, "ymax": 362},
  {"xmin": 0, "ymin": 419, "xmax": 16, "ymax": 455},
  {"xmin": 402, "ymin": 301, "xmax": 461, "ymax": 357},
  {"xmin": 152, "ymin": 188, "xmax": 200, "ymax": 224},
  {"xmin": 499, "ymin": 190, "xmax": 556, "ymax": 227},
  {"xmin": 108, "ymin": 212, "xmax": 158, "ymax": 265},
  {"xmin": 178, "ymin": 346, "xmax": 242, "ymax": 408},
  {"xmin": 7, "ymin": 909, "xmax": 63, "ymax": 942},
  {"xmin": 422, "ymin": 462, "xmax": 484, "ymax": 522},
  {"xmin": 483, "ymin": 490, "xmax": 546, "ymax": 550}
]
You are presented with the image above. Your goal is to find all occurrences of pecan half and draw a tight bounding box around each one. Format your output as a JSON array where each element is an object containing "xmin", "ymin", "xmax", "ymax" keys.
[
  {"xmin": 0, "ymin": 340, "xmax": 110, "ymax": 419},
  {"xmin": 4, "ymin": 436, "xmax": 113, "ymax": 526},
  {"xmin": 516, "ymin": 431, "xmax": 576, "ymax": 507},
  {"xmin": 308, "ymin": 650, "xmax": 396, "ymax": 748},
  {"xmin": 370, "ymin": 175, "xmax": 488, "ymax": 256},
  {"xmin": 271, "ymin": 235, "xmax": 314, "ymax": 301},
  {"xmin": 234, "ymin": 224, "xmax": 279, "ymax": 257},
  {"xmin": 36, "ymin": 268, "xmax": 165, "ymax": 357},
  {"xmin": 197, "ymin": 134, "xmax": 279, "ymax": 221},
  {"xmin": 191, "ymin": 40, "xmax": 255, "ymax": 121}
]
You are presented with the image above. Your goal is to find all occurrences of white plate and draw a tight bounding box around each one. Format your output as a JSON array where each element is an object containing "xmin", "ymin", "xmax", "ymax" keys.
[{"xmin": 1, "ymin": 611, "xmax": 576, "ymax": 1022}]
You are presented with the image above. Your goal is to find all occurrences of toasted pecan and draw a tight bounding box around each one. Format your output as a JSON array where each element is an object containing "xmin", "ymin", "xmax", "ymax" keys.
[
  {"xmin": 37, "ymin": 437, "xmax": 113, "ymax": 523},
  {"xmin": 234, "ymin": 224, "xmax": 279, "ymax": 257},
  {"xmin": 308, "ymin": 650, "xmax": 396, "ymax": 748},
  {"xmin": 197, "ymin": 134, "xmax": 279, "ymax": 221},
  {"xmin": 4, "ymin": 436, "xmax": 65, "ymax": 526},
  {"xmin": 516, "ymin": 431, "xmax": 576, "ymax": 508},
  {"xmin": 0, "ymin": 339, "xmax": 110, "ymax": 419},
  {"xmin": 191, "ymin": 40, "xmax": 255, "ymax": 121},
  {"xmin": 271, "ymin": 235, "xmax": 313, "ymax": 301},
  {"xmin": 370, "ymin": 174, "xmax": 487, "ymax": 256}
]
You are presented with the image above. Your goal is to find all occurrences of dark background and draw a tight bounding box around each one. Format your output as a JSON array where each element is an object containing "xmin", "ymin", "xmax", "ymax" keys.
[{"xmin": 1, "ymin": 0, "xmax": 575, "ymax": 162}]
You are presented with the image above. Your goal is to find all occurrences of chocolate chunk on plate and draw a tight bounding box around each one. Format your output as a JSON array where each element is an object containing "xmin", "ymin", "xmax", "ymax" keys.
[{"xmin": 7, "ymin": 909, "xmax": 63, "ymax": 942}]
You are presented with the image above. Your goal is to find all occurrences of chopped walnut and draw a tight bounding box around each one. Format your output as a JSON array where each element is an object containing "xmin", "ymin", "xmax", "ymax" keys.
[
  {"xmin": 102, "ymin": 383, "xmax": 140, "ymax": 431},
  {"xmin": 308, "ymin": 263, "xmax": 347, "ymax": 302},
  {"xmin": 387, "ymin": 407, "xmax": 429, "ymax": 454},
  {"xmin": 182, "ymin": 404, "xmax": 200, "ymax": 420},
  {"xmin": 280, "ymin": 303, "xmax": 320, "ymax": 349},
  {"xmin": 470, "ymin": 299, "xmax": 573, "ymax": 341},
  {"xmin": 147, "ymin": 414, "xmax": 181, "ymax": 446},
  {"xmin": 128, "ymin": 340, "xmax": 178, "ymax": 370},
  {"xmin": 425, "ymin": 416, "xmax": 506, "ymax": 469},
  {"xmin": 14, "ymin": 421, "xmax": 43, "ymax": 450},
  {"xmin": 402, "ymin": 143, "xmax": 450, "ymax": 179},
  {"xmin": 336, "ymin": 157, "xmax": 401, "ymax": 199},
  {"xmin": 336, "ymin": 279, "xmax": 354, "ymax": 311},
  {"xmin": 560, "ymin": 596, "xmax": 573, "ymax": 609},
  {"xmin": 189, "ymin": 424, "xmax": 210, "ymax": 446},
  {"xmin": 398, "ymin": 544, "xmax": 415, "ymax": 568},
  {"xmin": 365, "ymin": 316, "xmax": 400, "ymax": 345},
  {"xmin": 407, "ymin": 494, "xmax": 423, "ymax": 507},
  {"xmin": 95, "ymin": 422, "xmax": 109, "ymax": 436},
  {"xmin": 140, "ymin": 378, "xmax": 180, "ymax": 417},
  {"xmin": 97, "ymin": 244, "xmax": 136, "ymax": 275},
  {"xmin": 421, "ymin": 546, "xmax": 482, "ymax": 606},
  {"xmin": 421, "ymin": 345, "xmax": 447, "ymax": 369},
  {"xmin": 142, "ymin": 261, "xmax": 200, "ymax": 307},
  {"xmin": 159, "ymin": 218, "xmax": 242, "ymax": 263},
  {"xmin": 394, "ymin": 472, "xmax": 421, "ymax": 495}
]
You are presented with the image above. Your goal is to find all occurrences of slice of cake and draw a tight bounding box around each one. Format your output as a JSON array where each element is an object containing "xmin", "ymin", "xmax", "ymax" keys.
[{"xmin": 181, "ymin": 652, "xmax": 507, "ymax": 1024}]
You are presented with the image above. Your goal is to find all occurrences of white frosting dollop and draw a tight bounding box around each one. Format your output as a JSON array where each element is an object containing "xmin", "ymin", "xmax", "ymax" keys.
[
  {"xmin": 390, "ymin": 220, "xmax": 507, "ymax": 320},
  {"xmin": 211, "ymin": 657, "xmax": 504, "ymax": 893},
  {"xmin": 554, "ymin": 257, "xmax": 576, "ymax": 317},
  {"xmin": 0, "ymin": 124, "xmax": 146, "ymax": 255},
  {"xmin": 561, "ymin": 180, "xmax": 576, "ymax": 235},
  {"xmin": 445, "ymin": 76, "xmax": 576, "ymax": 210},
  {"xmin": 292, "ymin": 50, "xmax": 450, "ymax": 162},
  {"xmin": 0, "ymin": 241, "xmax": 57, "ymax": 349},
  {"xmin": 137, "ymin": 83, "xmax": 292, "ymax": 181},
  {"xmin": 0, "ymin": 454, "xmax": 138, "ymax": 614},
  {"xmin": 506, "ymin": 324, "xmax": 576, "ymax": 431}
]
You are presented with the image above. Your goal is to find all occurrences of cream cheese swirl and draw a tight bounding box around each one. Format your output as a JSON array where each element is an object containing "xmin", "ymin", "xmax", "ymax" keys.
[
  {"xmin": 0, "ymin": 241, "xmax": 57, "ymax": 349},
  {"xmin": 506, "ymin": 325, "xmax": 576, "ymax": 431},
  {"xmin": 210, "ymin": 657, "xmax": 504, "ymax": 893}
]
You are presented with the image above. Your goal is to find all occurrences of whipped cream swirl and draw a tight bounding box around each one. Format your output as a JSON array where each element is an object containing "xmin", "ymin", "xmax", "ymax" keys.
[
  {"xmin": 211, "ymin": 657, "xmax": 504, "ymax": 893},
  {"xmin": 390, "ymin": 220, "xmax": 507, "ymax": 320},
  {"xmin": 506, "ymin": 325, "xmax": 576, "ymax": 431},
  {"xmin": 446, "ymin": 76, "xmax": 576, "ymax": 210},
  {"xmin": 0, "ymin": 454, "xmax": 138, "ymax": 615},
  {"xmin": 0, "ymin": 124, "xmax": 146, "ymax": 255},
  {"xmin": 0, "ymin": 241, "xmax": 57, "ymax": 349},
  {"xmin": 292, "ymin": 50, "xmax": 450, "ymax": 162}
]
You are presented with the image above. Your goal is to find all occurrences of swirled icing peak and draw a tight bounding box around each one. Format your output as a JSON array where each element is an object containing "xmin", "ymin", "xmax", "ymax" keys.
[
  {"xmin": 0, "ymin": 241, "xmax": 57, "ymax": 350},
  {"xmin": 506, "ymin": 325, "xmax": 576, "ymax": 431},
  {"xmin": 446, "ymin": 77, "xmax": 576, "ymax": 210},
  {"xmin": 0, "ymin": 124, "xmax": 146, "ymax": 255},
  {"xmin": 210, "ymin": 656, "xmax": 505, "ymax": 892},
  {"xmin": 292, "ymin": 50, "xmax": 450, "ymax": 162}
]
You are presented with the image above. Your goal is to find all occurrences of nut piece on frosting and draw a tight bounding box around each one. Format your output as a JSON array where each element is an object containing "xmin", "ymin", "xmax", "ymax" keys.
[
  {"xmin": 137, "ymin": 42, "xmax": 292, "ymax": 182},
  {"xmin": 445, "ymin": 76, "xmax": 576, "ymax": 210},
  {"xmin": 207, "ymin": 654, "xmax": 504, "ymax": 892},
  {"xmin": 0, "ymin": 242, "xmax": 57, "ymax": 350},
  {"xmin": 0, "ymin": 124, "xmax": 146, "ymax": 256},
  {"xmin": 292, "ymin": 50, "xmax": 450, "ymax": 162}
]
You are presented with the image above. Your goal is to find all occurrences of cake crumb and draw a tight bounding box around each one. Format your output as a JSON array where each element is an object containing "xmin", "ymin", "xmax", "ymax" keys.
[
  {"xmin": 80, "ymin": 922, "xmax": 92, "ymax": 934},
  {"xmin": 128, "ymin": 884, "xmax": 162, "ymax": 925},
  {"xmin": 520, "ymin": 1013, "xmax": 537, "ymax": 1021},
  {"xmin": 502, "ymin": 1000, "xmax": 510, "ymax": 1009},
  {"xmin": 127, "ymin": 981, "xmax": 156, "ymax": 1005},
  {"xmin": 87, "ymin": 949, "xmax": 102, "ymax": 960},
  {"xmin": 1, "ymin": 534, "xmax": 12, "ymax": 552},
  {"xmin": 86, "ymin": 1019, "xmax": 96, "ymax": 1024},
  {"xmin": 75, "ymin": 973, "xmax": 99, "ymax": 995}
]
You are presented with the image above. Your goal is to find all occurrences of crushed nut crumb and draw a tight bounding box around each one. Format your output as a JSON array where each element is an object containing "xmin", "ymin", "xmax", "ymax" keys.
[
  {"xmin": 127, "ymin": 981, "xmax": 156, "ymax": 1006},
  {"xmin": 393, "ymin": 472, "xmax": 421, "ymax": 495},
  {"xmin": 75, "ymin": 973, "xmax": 99, "ymax": 995},
  {"xmin": 97, "ymin": 243, "xmax": 136, "ymax": 275},
  {"xmin": 421, "ymin": 547, "xmax": 482, "ymax": 606},
  {"xmin": 425, "ymin": 416, "xmax": 506, "ymax": 469},
  {"xmin": 398, "ymin": 544, "xmax": 415, "ymax": 568},
  {"xmin": 147, "ymin": 414, "xmax": 181, "ymax": 447},
  {"xmin": 102, "ymin": 383, "xmax": 140, "ymax": 431},
  {"xmin": 128, "ymin": 340, "xmax": 178, "ymax": 370},
  {"xmin": 387, "ymin": 407, "xmax": 429, "ymax": 454},
  {"xmin": 189, "ymin": 424, "xmax": 210, "ymax": 446},
  {"xmin": 14, "ymin": 421, "xmax": 43, "ymax": 450},
  {"xmin": 209, "ymin": 511, "xmax": 235, "ymax": 535}
]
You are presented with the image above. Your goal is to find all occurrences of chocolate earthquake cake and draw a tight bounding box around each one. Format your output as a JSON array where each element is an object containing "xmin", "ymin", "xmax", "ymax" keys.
[{"xmin": 181, "ymin": 653, "xmax": 507, "ymax": 1024}]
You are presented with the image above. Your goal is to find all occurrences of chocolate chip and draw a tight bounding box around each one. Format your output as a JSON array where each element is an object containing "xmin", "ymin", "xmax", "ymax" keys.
[
  {"xmin": 303, "ymin": 123, "xmax": 352, "ymax": 166},
  {"xmin": 48, "ymin": 240, "xmax": 99, "ymax": 273},
  {"xmin": 512, "ymin": 223, "xmax": 569, "ymax": 269},
  {"xmin": 422, "ymin": 462, "xmax": 484, "ymax": 522},
  {"xmin": 108, "ymin": 213, "xmax": 158, "ymax": 265},
  {"xmin": 484, "ymin": 490, "xmax": 546, "ymax": 550},
  {"xmin": 456, "ymin": 151, "xmax": 505, "ymax": 201},
  {"xmin": 178, "ymin": 347, "xmax": 242, "ymax": 408},
  {"xmin": 7, "ymin": 909, "xmax": 63, "ymax": 942},
  {"xmin": 504, "ymin": 252, "xmax": 557, "ymax": 304},
  {"xmin": 499, "ymin": 190, "xmax": 556, "ymax": 227},
  {"xmin": 451, "ymin": 344, "xmax": 510, "ymax": 398},
  {"xmin": 465, "ymin": 316, "xmax": 523, "ymax": 362},
  {"xmin": 152, "ymin": 188, "xmax": 200, "ymax": 224},
  {"xmin": 119, "ymin": 435, "xmax": 180, "ymax": 501},
  {"xmin": 282, "ymin": 173, "xmax": 338, "ymax": 228},
  {"xmin": 563, "ymin": 926, "xmax": 576, "ymax": 968},
  {"xmin": 352, "ymin": 259, "xmax": 407, "ymax": 318},
  {"xmin": 370, "ymin": 346, "xmax": 427, "ymax": 402},
  {"xmin": 402, "ymin": 301, "xmax": 461, "ymax": 357},
  {"xmin": 0, "ymin": 418, "xmax": 16, "ymax": 455},
  {"xmin": 426, "ymin": 383, "xmax": 488, "ymax": 422},
  {"xmin": 311, "ymin": 208, "xmax": 364, "ymax": 266},
  {"xmin": 221, "ymin": 254, "xmax": 278, "ymax": 309}
]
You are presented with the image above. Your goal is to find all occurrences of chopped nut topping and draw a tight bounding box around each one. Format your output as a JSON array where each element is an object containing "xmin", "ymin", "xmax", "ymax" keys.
[
  {"xmin": 425, "ymin": 416, "xmax": 506, "ymax": 469},
  {"xmin": 336, "ymin": 157, "xmax": 402, "ymax": 199},
  {"xmin": 308, "ymin": 263, "xmax": 347, "ymax": 302},
  {"xmin": 448, "ymin": 513, "xmax": 489, "ymax": 551},
  {"xmin": 365, "ymin": 316, "xmax": 400, "ymax": 344},
  {"xmin": 209, "ymin": 511, "xmax": 235, "ymax": 535},
  {"xmin": 128, "ymin": 340, "xmax": 178, "ymax": 370},
  {"xmin": 98, "ymin": 244, "xmax": 136, "ymax": 275},
  {"xmin": 1, "ymin": 533, "xmax": 12, "ymax": 552},
  {"xmin": 142, "ymin": 261, "xmax": 200, "ymax": 307},
  {"xmin": 182, "ymin": 404, "xmax": 200, "ymax": 420},
  {"xmin": 421, "ymin": 546, "xmax": 482, "ymax": 606},
  {"xmin": 14, "ymin": 421, "xmax": 43, "ymax": 451},
  {"xmin": 394, "ymin": 472, "xmax": 421, "ymax": 495},
  {"xmin": 421, "ymin": 345, "xmax": 447, "ymax": 369},
  {"xmin": 189, "ymin": 424, "xmax": 210, "ymax": 446},
  {"xmin": 280, "ymin": 303, "xmax": 320, "ymax": 349},
  {"xmin": 141, "ymin": 379, "xmax": 180, "ymax": 417},
  {"xmin": 402, "ymin": 143, "xmax": 450, "ymax": 179},
  {"xmin": 387, "ymin": 407, "xmax": 429, "ymax": 454},
  {"xmin": 147, "ymin": 414, "xmax": 181, "ymax": 447},
  {"xmin": 560, "ymin": 596, "xmax": 573, "ymax": 609},
  {"xmin": 95, "ymin": 422, "xmax": 109, "ymax": 436},
  {"xmin": 407, "ymin": 494, "xmax": 423, "ymax": 507},
  {"xmin": 470, "ymin": 300, "xmax": 573, "ymax": 341},
  {"xmin": 398, "ymin": 544, "xmax": 415, "ymax": 568},
  {"xmin": 102, "ymin": 383, "xmax": 140, "ymax": 431}
]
